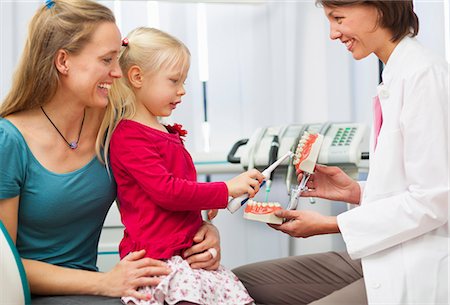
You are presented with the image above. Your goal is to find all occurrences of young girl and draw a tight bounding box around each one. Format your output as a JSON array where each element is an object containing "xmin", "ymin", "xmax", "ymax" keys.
[{"xmin": 108, "ymin": 27, "xmax": 264, "ymax": 305}]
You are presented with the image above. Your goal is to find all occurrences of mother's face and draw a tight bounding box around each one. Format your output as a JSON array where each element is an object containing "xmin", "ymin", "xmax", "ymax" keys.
[{"xmin": 57, "ymin": 22, "xmax": 123, "ymax": 108}]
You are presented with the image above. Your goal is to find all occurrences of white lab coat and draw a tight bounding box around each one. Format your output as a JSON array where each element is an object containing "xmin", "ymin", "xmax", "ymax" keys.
[{"xmin": 337, "ymin": 36, "xmax": 449, "ymax": 305}]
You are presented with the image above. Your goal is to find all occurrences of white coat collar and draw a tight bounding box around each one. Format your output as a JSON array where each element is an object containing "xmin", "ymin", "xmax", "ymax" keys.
[{"xmin": 381, "ymin": 36, "xmax": 417, "ymax": 87}]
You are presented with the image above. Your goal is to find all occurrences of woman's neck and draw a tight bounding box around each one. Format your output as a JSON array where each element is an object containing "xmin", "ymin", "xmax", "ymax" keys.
[{"xmin": 375, "ymin": 33, "xmax": 401, "ymax": 65}]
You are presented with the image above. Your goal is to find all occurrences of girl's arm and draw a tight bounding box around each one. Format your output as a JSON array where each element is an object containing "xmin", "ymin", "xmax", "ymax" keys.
[{"xmin": 0, "ymin": 196, "xmax": 170, "ymax": 301}]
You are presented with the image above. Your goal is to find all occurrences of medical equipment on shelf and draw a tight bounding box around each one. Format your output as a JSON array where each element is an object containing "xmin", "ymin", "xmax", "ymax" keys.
[
  {"xmin": 0, "ymin": 220, "xmax": 31, "ymax": 305},
  {"xmin": 227, "ymin": 122, "xmax": 368, "ymax": 209},
  {"xmin": 227, "ymin": 150, "xmax": 294, "ymax": 213},
  {"xmin": 265, "ymin": 135, "xmax": 280, "ymax": 201}
]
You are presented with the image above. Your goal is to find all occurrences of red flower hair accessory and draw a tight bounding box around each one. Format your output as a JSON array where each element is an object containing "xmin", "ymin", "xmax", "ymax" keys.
[
  {"xmin": 167, "ymin": 123, "xmax": 188, "ymax": 141},
  {"xmin": 122, "ymin": 37, "xmax": 129, "ymax": 47}
]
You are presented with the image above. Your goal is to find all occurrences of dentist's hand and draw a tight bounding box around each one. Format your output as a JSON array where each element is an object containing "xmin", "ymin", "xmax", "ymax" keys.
[
  {"xmin": 269, "ymin": 209, "xmax": 339, "ymax": 238},
  {"xmin": 297, "ymin": 164, "xmax": 361, "ymax": 204},
  {"xmin": 226, "ymin": 169, "xmax": 265, "ymax": 198}
]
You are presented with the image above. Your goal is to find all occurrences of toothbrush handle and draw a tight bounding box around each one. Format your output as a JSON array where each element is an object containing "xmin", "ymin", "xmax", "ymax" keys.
[{"xmin": 227, "ymin": 194, "xmax": 248, "ymax": 213}]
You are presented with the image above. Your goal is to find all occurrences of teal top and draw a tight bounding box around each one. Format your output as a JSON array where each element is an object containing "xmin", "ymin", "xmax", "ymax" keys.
[{"xmin": 0, "ymin": 118, "xmax": 116, "ymax": 271}]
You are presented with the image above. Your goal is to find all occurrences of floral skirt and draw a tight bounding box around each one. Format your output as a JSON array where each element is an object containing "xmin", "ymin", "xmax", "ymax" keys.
[{"xmin": 121, "ymin": 256, "xmax": 254, "ymax": 305}]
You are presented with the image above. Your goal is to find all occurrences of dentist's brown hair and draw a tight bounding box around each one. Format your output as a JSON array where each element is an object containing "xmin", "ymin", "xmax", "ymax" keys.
[{"xmin": 316, "ymin": 0, "xmax": 419, "ymax": 42}]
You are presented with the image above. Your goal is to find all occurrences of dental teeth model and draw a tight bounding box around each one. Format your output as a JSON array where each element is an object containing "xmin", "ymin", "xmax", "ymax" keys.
[
  {"xmin": 287, "ymin": 131, "xmax": 324, "ymax": 211},
  {"xmin": 243, "ymin": 199, "xmax": 283, "ymax": 225},
  {"xmin": 293, "ymin": 131, "xmax": 324, "ymax": 174}
]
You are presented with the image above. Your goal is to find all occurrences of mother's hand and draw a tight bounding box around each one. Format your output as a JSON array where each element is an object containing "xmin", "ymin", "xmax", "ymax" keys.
[
  {"xmin": 102, "ymin": 249, "xmax": 171, "ymax": 300},
  {"xmin": 183, "ymin": 221, "xmax": 221, "ymax": 270},
  {"xmin": 269, "ymin": 209, "xmax": 340, "ymax": 238}
]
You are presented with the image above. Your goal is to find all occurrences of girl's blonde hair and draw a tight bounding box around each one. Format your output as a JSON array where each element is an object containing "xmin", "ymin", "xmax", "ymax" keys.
[
  {"xmin": 97, "ymin": 27, "xmax": 191, "ymax": 165},
  {"xmin": 0, "ymin": 0, "xmax": 115, "ymax": 117}
]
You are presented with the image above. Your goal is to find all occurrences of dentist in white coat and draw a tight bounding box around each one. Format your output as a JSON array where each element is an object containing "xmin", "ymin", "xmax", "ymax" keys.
[{"xmin": 233, "ymin": 1, "xmax": 449, "ymax": 304}]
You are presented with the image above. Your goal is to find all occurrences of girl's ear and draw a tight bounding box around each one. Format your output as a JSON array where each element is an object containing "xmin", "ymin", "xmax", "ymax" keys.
[
  {"xmin": 55, "ymin": 49, "xmax": 70, "ymax": 75},
  {"xmin": 128, "ymin": 65, "xmax": 143, "ymax": 89}
]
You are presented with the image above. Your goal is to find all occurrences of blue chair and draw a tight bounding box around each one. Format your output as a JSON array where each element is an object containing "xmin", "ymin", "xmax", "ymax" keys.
[{"xmin": 0, "ymin": 220, "xmax": 31, "ymax": 305}]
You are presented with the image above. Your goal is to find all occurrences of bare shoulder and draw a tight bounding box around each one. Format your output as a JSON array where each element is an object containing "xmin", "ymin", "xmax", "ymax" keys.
[
  {"xmin": 4, "ymin": 109, "xmax": 50, "ymax": 151},
  {"xmin": 4, "ymin": 108, "xmax": 43, "ymax": 133}
]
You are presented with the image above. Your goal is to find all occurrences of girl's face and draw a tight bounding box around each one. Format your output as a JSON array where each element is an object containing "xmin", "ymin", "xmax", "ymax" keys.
[
  {"xmin": 61, "ymin": 22, "xmax": 122, "ymax": 108},
  {"xmin": 324, "ymin": 4, "xmax": 394, "ymax": 63},
  {"xmin": 136, "ymin": 64, "xmax": 187, "ymax": 119}
]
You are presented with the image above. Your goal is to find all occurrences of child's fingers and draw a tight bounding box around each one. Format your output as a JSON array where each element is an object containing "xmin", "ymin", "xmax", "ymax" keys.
[
  {"xmin": 248, "ymin": 169, "xmax": 264, "ymax": 182},
  {"xmin": 207, "ymin": 209, "xmax": 218, "ymax": 220}
]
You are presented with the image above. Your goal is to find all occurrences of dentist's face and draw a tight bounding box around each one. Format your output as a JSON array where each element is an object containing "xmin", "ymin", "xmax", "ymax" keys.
[{"xmin": 324, "ymin": 4, "xmax": 391, "ymax": 62}]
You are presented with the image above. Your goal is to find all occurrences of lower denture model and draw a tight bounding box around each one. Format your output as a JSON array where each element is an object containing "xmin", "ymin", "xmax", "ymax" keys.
[{"xmin": 243, "ymin": 199, "xmax": 283, "ymax": 225}]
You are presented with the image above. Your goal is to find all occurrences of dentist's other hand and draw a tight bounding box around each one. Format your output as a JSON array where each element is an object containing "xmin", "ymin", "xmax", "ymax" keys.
[{"xmin": 297, "ymin": 164, "xmax": 361, "ymax": 204}]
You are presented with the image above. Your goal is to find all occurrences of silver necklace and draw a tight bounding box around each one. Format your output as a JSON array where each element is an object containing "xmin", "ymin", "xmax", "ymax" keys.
[{"xmin": 41, "ymin": 106, "xmax": 85, "ymax": 149}]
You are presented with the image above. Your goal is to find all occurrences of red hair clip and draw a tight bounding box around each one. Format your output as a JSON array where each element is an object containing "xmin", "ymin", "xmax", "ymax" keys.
[{"xmin": 122, "ymin": 38, "xmax": 129, "ymax": 47}]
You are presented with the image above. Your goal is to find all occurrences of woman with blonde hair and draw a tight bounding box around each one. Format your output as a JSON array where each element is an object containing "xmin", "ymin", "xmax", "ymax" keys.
[{"xmin": 0, "ymin": 1, "xmax": 223, "ymax": 304}]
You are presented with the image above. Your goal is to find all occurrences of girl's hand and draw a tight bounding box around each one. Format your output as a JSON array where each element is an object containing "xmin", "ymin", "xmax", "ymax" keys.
[
  {"xmin": 298, "ymin": 164, "xmax": 361, "ymax": 204},
  {"xmin": 207, "ymin": 209, "xmax": 218, "ymax": 220},
  {"xmin": 269, "ymin": 209, "xmax": 339, "ymax": 238},
  {"xmin": 226, "ymin": 169, "xmax": 265, "ymax": 198},
  {"xmin": 183, "ymin": 222, "xmax": 221, "ymax": 270},
  {"xmin": 102, "ymin": 250, "xmax": 171, "ymax": 300}
]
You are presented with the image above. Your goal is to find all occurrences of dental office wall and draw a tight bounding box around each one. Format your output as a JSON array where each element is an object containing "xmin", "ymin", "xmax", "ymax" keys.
[{"xmin": 1, "ymin": 1, "xmax": 448, "ymax": 270}]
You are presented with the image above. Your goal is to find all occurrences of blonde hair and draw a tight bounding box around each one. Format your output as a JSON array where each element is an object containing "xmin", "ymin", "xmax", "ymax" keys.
[
  {"xmin": 0, "ymin": 0, "xmax": 115, "ymax": 117},
  {"xmin": 97, "ymin": 27, "xmax": 191, "ymax": 165}
]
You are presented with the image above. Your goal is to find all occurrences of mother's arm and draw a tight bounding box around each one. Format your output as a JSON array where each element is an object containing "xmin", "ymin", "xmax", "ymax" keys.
[{"xmin": 0, "ymin": 197, "xmax": 171, "ymax": 301}]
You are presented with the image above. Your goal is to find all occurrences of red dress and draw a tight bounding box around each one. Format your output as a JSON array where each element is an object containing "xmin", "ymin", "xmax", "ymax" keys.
[{"xmin": 110, "ymin": 120, "xmax": 229, "ymax": 259}]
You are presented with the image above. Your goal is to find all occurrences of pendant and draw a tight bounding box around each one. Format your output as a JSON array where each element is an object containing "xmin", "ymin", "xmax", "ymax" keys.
[{"xmin": 69, "ymin": 142, "xmax": 78, "ymax": 149}]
